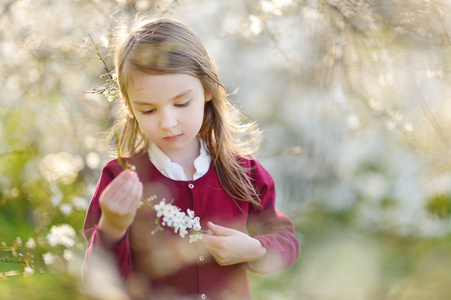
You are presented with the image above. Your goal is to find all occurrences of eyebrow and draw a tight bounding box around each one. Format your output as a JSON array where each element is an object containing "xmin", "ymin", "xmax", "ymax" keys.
[{"xmin": 132, "ymin": 89, "xmax": 193, "ymax": 105}]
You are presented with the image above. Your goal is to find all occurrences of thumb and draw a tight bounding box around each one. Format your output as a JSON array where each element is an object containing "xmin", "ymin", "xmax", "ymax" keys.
[{"xmin": 207, "ymin": 222, "xmax": 235, "ymax": 237}]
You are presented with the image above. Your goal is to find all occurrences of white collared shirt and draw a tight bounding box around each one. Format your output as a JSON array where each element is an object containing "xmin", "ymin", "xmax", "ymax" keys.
[{"xmin": 147, "ymin": 139, "xmax": 211, "ymax": 181}]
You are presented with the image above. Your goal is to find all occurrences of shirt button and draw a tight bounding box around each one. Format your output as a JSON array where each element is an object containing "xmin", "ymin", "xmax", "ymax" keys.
[
  {"xmin": 188, "ymin": 183, "xmax": 194, "ymax": 188},
  {"xmin": 200, "ymin": 294, "xmax": 206, "ymax": 299},
  {"xmin": 199, "ymin": 255, "xmax": 204, "ymax": 261}
]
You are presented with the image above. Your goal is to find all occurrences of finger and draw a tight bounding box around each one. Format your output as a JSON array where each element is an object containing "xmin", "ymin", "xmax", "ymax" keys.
[
  {"xmin": 103, "ymin": 170, "xmax": 135, "ymax": 196},
  {"xmin": 207, "ymin": 222, "xmax": 236, "ymax": 237},
  {"xmin": 114, "ymin": 171, "xmax": 139, "ymax": 194},
  {"xmin": 101, "ymin": 171, "xmax": 139, "ymax": 207},
  {"xmin": 114, "ymin": 169, "xmax": 137, "ymax": 183},
  {"xmin": 126, "ymin": 180, "xmax": 143, "ymax": 211},
  {"xmin": 201, "ymin": 234, "xmax": 226, "ymax": 252},
  {"xmin": 110, "ymin": 174, "xmax": 138, "ymax": 205},
  {"xmin": 119, "ymin": 171, "xmax": 140, "ymax": 194}
]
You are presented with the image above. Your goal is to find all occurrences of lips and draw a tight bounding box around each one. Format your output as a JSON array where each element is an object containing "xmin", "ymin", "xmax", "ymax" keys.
[{"xmin": 163, "ymin": 134, "xmax": 182, "ymax": 142}]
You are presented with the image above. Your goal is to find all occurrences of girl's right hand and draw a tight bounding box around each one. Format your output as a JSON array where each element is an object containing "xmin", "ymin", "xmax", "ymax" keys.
[{"xmin": 98, "ymin": 170, "xmax": 143, "ymax": 245}]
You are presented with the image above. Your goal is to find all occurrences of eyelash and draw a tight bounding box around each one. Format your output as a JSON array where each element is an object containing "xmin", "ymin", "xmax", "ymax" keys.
[
  {"xmin": 141, "ymin": 109, "xmax": 155, "ymax": 115},
  {"xmin": 175, "ymin": 100, "xmax": 191, "ymax": 108},
  {"xmin": 140, "ymin": 100, "xmax": 190, "ymax": 115}
]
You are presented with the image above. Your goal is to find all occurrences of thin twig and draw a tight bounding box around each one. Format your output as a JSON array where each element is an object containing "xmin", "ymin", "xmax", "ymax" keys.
[{"xmin": 87, "ymin": 34, "xmax": 113, "ymax": 81}]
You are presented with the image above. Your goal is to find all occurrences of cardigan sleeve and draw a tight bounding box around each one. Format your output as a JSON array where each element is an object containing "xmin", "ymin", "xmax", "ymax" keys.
[
  {"xmin": 246, "ymin": 158, "xmax": 301, "ymax": 274},
  {"xmin": 82, "ymin": 159, "xmax": 133, "ymax": 280}
]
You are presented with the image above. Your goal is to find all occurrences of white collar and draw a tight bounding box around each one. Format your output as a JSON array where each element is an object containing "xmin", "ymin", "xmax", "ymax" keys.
[{"xmin": 147, "ymin": 139, "xmax": 211, "ymax": 181}]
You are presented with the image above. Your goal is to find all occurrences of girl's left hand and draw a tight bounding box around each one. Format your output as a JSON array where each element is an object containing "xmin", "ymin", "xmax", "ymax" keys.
[{"xmin": 201, "ymin": 222, "xmax": 267, "ymax": 266}]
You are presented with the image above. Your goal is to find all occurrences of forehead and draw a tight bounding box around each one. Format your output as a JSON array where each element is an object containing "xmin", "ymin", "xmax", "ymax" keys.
[
  {"xmin": 130, "ymin": 72, "xmax": 201, "ymax": 89},
  {"xmin": 127, "ymin": 72, "xmax": 203, "ymax": 100}
]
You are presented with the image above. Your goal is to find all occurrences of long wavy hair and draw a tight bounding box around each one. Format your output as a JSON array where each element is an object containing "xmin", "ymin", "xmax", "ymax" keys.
[{"xmin": 108, "ymin": 17, "xmax": 261, "ymax": 207}]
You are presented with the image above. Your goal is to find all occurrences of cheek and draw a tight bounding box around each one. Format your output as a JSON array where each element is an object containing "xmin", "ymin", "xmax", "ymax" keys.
[
  {"xmin": 194, "ymin": 108, "xmax": 207, "ymax": 132},
  {"xmin": 135, "ymin": 117, "xmax": 152, "ymax": 131},
  {"xmin": 132, "ymin": 114, "xmax": 151, "ymax": 134}
]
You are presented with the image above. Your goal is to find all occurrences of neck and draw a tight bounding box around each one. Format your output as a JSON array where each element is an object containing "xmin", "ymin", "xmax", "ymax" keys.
[{"xmin": 166, "ymin": 141, "xmax": 200, "ymax": 180}]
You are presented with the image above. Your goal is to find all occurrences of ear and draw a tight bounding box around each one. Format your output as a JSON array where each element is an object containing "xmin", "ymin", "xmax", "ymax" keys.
[{"xmin": 205, "ymin": 90, "xmax": 212, "ymax": 102}]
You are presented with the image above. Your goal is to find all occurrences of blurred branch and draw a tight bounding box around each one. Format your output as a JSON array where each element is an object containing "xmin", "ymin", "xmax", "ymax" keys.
[
  {"xmin": 0, "ymin": 270, "xmax": 22, "ymax": 281},
  {"xmin": 261, "ymin": 19, "xmax": 291, "ymax": 63},
  {"xmin": 0, "ymin": 0, "xmax": 19, "ymax": 17},
  {"xmin": 323, "ymin": 0, "xmax": 369, "ymax": 38},
  {"xmin": 429, "ymin": 1, "xmax": 451, "ymax": 44},
  {"xmin": 259, "ymin": 146, "xmax": 303, "ymax": 158},
  {"xmin": 157, "ymin": 0, "xmax": 181, "ymax": 17},
  {"xmin": 0, "ymin": 149, "xmax": 25, "ymax": 160},
  {"xmin": 87, "ymin": 34, "xmax": 114, "ymax": 81},
  {"xmin": 85, "ymin": 35, "xmax": 120, "ymax": 101},
  {"xmin": 421, "ymin": 99, "xmax": 449, "ymax": 146},
  {"xmin": 0, "ymin": 240, "xmax": 34, "ymax": 280}
]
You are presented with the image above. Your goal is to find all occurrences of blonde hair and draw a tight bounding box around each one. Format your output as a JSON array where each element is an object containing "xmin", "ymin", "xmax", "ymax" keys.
[{"xmin": 109, "ymin": 17, "xmax": 261, "ymax": 207}]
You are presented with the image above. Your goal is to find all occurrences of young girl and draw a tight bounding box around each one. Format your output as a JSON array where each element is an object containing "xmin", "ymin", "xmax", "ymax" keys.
[{"xmin": 83, "ymin": 17, "xmax": 300, "ymax": 300}]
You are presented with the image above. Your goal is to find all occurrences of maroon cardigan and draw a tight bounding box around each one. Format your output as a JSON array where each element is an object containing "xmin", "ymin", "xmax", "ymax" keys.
[{"xmin": 83, "ymin": 153, "xmax": 300, "ymax": 299}]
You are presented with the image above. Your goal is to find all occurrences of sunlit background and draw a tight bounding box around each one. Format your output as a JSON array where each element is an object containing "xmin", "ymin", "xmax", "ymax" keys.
[{"xmin": 1, "ymin": 0, "xmax": 451, "ymax": 299}]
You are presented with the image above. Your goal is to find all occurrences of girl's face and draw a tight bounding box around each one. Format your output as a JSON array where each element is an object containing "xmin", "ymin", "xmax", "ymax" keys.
[{"xmin": 127, "ymin": 73, "xmax": 211, "ymax": 162}]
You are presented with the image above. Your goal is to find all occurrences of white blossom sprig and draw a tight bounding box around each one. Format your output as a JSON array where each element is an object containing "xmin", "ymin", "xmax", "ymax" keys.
[
  {"xmin": 0, "ymin": 238, "xmax": 34, "ymax": 279},
  {"xmin": 142, "ymin": 196, "xmax": 204, "ymax": 243}
]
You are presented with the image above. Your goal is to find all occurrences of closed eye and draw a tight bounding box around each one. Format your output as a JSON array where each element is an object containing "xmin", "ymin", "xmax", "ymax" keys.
[
  {"xmin": 175, "ymin": 100, "xmax": 191, "ymax": 108},
  {"xmin": 141, "ymin": 109, "xmax": 155, "ymax": 115}
]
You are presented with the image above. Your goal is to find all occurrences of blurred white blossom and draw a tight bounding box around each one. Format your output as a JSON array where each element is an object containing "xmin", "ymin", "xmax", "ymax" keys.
[
  {"xmin": 260, "ymin": 0, "xmax": 293, "ymax": 16},
  {"xmin": 249, "ymin": 15, "xmax": 263, "ymax": 36},
  {"xmin": 43, "ymin": 252, "xmax": 56, "ymax": 265},
  {"xmin": 86, "ymin": 152, "xmax": 101, "ymax": 169},
  {"xmin": 23, "ymin": 266, "xmax": 34, "ymax": 277},
  {"xmin": 39, "ymin": 152, "xmax": 79, "ymax": 184},
  {"xmin": 46, "ymin": 224, "xmax": 76, "ymax": 248},
  {"xmin": 72, "ymin": 196, "xmax": 89, "ymax": 210},
  {"xmin": 50, "ymin": 183, "xmax": 63, "ymax": 207},
  {"xmin": 63, "ymin": 249, "xmax": 74, "ymax": 261},
  {"xmin": 59, "ymin": 203, "xmax": 73, "ymax": 216},
  {"xmin": 26, "ymin": 238, "xmax": 36, "ymax": 249}
]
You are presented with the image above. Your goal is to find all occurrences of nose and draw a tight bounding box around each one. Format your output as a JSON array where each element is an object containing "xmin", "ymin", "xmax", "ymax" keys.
[{"xmin": 160, "ymin": 108, "xmax": 177, "ymax": 130}]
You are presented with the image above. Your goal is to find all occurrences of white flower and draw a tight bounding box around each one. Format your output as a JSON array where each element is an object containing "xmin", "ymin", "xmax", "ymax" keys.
[
  {"xmin": 162, "ymin": 206, "xmax": 177, "ymax": 227},
  {"xmin": 249, "ymin": 15, "xmax": 262, "ymax": 36},
  {"xmin": 174, "ymin": 211, "xmax": 185, "ymax": 225},
  {"xmin": 187, "ymin": 209, "xmax": 195, "ymax": 219},
  {"xmin": 179, "ymin": 228, "xmax": 188, "ymax": 238},
  {"xmin": 26, "ymin": 238, "xmax": 36, "ymax": 249},
  {"xmin": 193, "ymin": 220, "xmax": 202, "ymax": 232},
  {"xmin": 63, "ymin": 250, "xmax": 73, "ymax": 261},
  {"xmin": 152, "ymin": 199, "xmax": 203, "ymax": 241},
  {"xmin": 189, "ymin": 233, "xmax": 202, "ymax": 243},
  {"xmin": 182, "ymin": 215, "xmax": 193, "ymax": 229},
  {"xmin": 72, "ymin": 196, "xmax": 88, "ymax": 210},
  {"xmin": 23, "ymin": 266, "xmax": 34, "ymax": 277},
  {"xmin": 59, "ymin": 203, "xmax": 73, "ymax": 216},
  {"xmin": 46, "ymin": 224, "xmax": 76, "ymax": 248},
  {"xmin": 154, "ymin": 200, "xmax": 166, "ymax": 217},
  {"xmin": 43, "ymin": 252, "xmax": 55, "ymax": 265}
]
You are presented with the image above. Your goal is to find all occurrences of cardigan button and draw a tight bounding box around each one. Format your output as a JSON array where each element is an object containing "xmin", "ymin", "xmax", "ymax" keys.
[
  {"xmin": 188, "ymin": 183, "xmax": 194, "ymax": 189},
  {"xmin": 199, "ymin": 255, "xmax": 204, "ymax": 261},
  {"xmin": 200, "ymin": 294, "xmax": 206, "ymax": 299}
]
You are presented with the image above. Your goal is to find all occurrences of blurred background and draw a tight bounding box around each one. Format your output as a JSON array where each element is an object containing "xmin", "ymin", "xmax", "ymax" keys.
[{"xmin": 1, "ymin": 0, "xmax": 451, "ymax": 299}]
